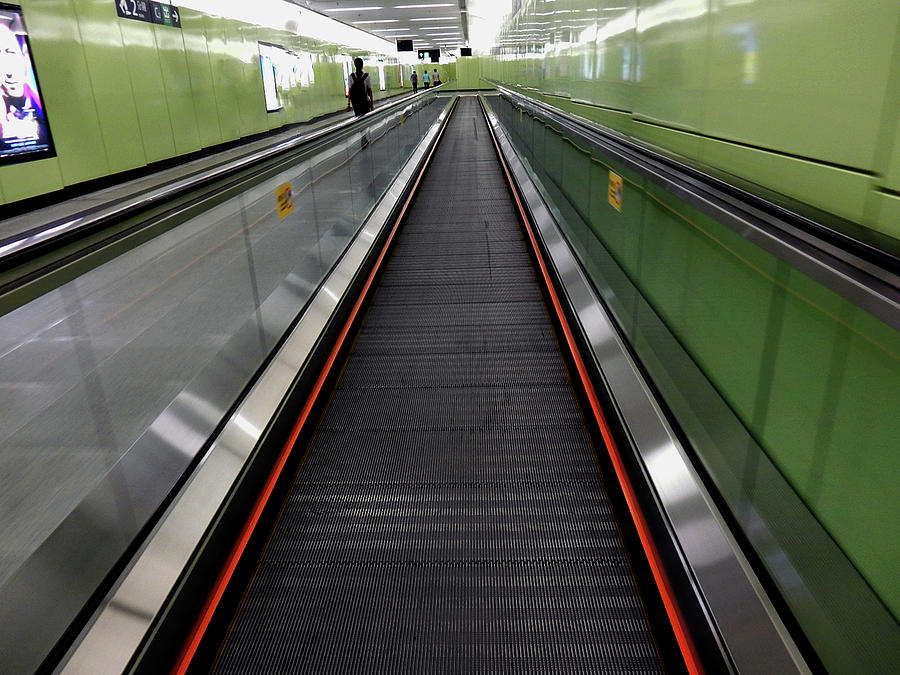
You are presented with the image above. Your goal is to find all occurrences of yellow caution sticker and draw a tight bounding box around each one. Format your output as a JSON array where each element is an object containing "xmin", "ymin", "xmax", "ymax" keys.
[
  {"xmin": 276, "ymin": 182, "xmax": 294, "ymax": 220},
  {"xmin": 608, "ymin": 171, "xmax": 623, "ymax": 212}
]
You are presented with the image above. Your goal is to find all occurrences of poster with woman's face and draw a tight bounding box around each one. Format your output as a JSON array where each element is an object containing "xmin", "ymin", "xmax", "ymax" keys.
[{"xmin": 0, "ymin": 4, "xmax": 54, "ymax": 164}]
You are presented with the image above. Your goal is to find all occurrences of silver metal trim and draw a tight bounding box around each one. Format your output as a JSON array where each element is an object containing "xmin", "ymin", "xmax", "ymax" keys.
[
  {"xmin": 54, "ymin": 99, "xmax": 455, "ymax": 675},
  {"xmin": 483, "ymin": 98, "xmax": 810, "ymax": 674},
  {"xmin": 0, "ymin": 89, "xmax": 436, "ymax": 266},
  {"xmin": 493, "ymin": 86, "xmax": 900, "ymax": 332}
]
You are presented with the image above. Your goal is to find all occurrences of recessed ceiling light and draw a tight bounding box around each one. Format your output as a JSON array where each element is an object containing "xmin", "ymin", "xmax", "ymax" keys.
[
  {"xmin": 409, "ymin": 16, "xmax": 456, "ymax": 21},
  {"xmin": 393, "ymin": 3, "xmax": 454, "ymax": 8}
]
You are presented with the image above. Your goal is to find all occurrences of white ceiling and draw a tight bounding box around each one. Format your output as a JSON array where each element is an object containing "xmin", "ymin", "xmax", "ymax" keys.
[{"xmin": 299, "ymin": 0, "xmax": 469, "ymax": 52}]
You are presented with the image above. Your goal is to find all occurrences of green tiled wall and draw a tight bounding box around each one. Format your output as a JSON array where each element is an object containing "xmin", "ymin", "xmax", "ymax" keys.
[
  {"xmin": 482, "ymin": 0, "xmax": 900, "ymax": 239},
  {"xmin": 0, "ymin": 1, "xmax": 411, "ymax": 207}
]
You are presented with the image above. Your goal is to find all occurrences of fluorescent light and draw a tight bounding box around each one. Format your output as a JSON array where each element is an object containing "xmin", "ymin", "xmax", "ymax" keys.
[
  {"xmin": 394, "ymin": 3, "xmax": 454, "ymax": 7},
  {"xmin": 324, "ymin": 5, "xmax": 383, "ymax": 11},
  {"xmin": 409, "ymin": 16, "xmax": 456, "ymax": 21},
  {"xmin": 355, "ymin": 19, "xmax": 399, "ymax": 24}
]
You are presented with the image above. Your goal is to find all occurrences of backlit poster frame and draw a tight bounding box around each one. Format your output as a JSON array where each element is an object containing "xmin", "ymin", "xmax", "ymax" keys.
[
  {"xmin": 0, "ymin": 3, "xmax": 55, "ymax": 166},
  {"xmin": 258, "ymin": 41, "xmax": 283, "ymax": 113},
  {"xmin": 258, "ymin": 42, "xmax": 317, "ymax": 114}
]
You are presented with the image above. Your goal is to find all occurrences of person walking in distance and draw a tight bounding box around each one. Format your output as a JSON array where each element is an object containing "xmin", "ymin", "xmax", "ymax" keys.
[
  {"xmin": 410, "ymin": 70, "xmax": 418, "ymax": 94},
  {"xmin": 433, "ymin": 68, "xmax": 441, "ymax": 86},
  {"xmin": 422, "ymin": 69, "xmax": 430, "ymax": 89},
  {"xmin": 346, "ymin": 57, "xmax": 374, "ymax": 117}
]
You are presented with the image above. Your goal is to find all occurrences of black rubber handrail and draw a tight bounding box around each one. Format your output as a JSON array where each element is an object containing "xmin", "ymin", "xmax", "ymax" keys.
[{"xmin": 493, "ymin": 85, "xmax": 900, "ymax": 330}]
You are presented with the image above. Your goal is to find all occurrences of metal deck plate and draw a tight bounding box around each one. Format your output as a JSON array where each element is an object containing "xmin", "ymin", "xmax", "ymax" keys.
[{"xmin": 215, "ymin": 98, "xmax": 662, "ymax": 673}]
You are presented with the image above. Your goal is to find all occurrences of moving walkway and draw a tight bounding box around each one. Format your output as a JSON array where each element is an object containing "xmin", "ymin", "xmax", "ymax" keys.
[{"xmin": 0, "ymin": 89, "xmax": 897, "ymax": 674}]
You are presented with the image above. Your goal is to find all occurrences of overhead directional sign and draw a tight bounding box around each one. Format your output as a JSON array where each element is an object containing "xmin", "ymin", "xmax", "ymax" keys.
[{"xmin": 115, "ymin": 1, "xmax": 182, "ymax": 28}]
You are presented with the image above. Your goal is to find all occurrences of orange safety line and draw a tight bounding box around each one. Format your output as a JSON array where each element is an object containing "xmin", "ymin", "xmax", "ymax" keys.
[
  {"xmin": 482, "ymin": 101, "xmax": 704, "ymax": 675},
  {"xmin": 171, "ymin": 100, "xmax": 456, "ymax": 675}
]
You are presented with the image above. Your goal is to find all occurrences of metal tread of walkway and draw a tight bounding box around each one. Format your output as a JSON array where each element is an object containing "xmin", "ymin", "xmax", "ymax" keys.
[{"xmin": 214, "ymin": 98, "xmax": 662, "ymax": 673}]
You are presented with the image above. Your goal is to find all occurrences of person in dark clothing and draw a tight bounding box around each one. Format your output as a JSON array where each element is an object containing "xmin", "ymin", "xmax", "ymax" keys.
[
  {"xmin": 346, "ymin": 57, "xmax": 374, "ymax": 117},
  {"xmin": 410, "ymin": 70, "xmax": 418, "ymax": 94}
]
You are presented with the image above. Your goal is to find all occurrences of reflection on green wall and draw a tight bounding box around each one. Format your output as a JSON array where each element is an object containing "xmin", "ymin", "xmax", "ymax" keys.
[
  {"xmin": 480, "ymin": 0, "xmax": 900, "ymax": 239},
  {"xmin": 0, "ymin": 2, "xmax": 413, "ymax": 207}
]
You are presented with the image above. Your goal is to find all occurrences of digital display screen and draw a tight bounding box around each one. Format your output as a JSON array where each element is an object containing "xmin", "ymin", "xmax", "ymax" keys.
[
  {"xmin": 396, "ymin": 39, "xmax": 413, "ymax": 52},
  {"xmin": 0, "ymin": 4, "xmax": 54, "ymax": 165},
  {"xmin": 418, "ymin": 49, "xmax": 439, "ymax": 63}
]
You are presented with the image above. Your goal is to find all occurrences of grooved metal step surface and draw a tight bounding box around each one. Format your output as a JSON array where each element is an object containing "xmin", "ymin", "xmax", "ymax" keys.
[{"xmin": 215, "ymin": 97, "xmax": 663, "ymax": 673}]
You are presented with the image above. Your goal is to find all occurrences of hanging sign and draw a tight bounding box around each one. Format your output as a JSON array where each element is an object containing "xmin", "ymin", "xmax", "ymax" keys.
[
  {"xmin": 115, "ymin": 1, "xmax": 182, "ymax": 28},
  {"xmin": 276, "ymin": 183, "xmax": 294, "ymax": 220},
  {"xmin": 608, "ymin": 171, "xmax": 623, "ymax": 212}
]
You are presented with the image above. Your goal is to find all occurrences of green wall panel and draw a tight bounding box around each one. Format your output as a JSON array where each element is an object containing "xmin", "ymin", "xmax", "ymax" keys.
[
  {"xmin": 633, "ymin": 0, "xmax": 709, "ymax": 132},
  {"xmin": 455, "ymin": 57, "xmax": 483, "ymax": 89},
  {"xmin": 0, "ymin": 156, "xmax": 64, "ymax": 202},
  {"xmin": 234, "ymin": 23, "xmax": 267, "ymax": 138},
  {"xmin": 19, "ymin": 0, "xmax": 107, "ymax": 187},
  {"xmin": 487, "ymin": 1, "xmax": 900, "ymax": 238},
  {"xmin": 205, "ymin": 15, "xmax": 242, "ymax": 142},
  {"xmin": 587, "ymin": 157, "xmax": 643, "ymax": 275},
  {"xmin": 884, "ymin": 117, "xmax": 900, "ymax": 193},
  {"xmin": 559, "ymin": 137, "xmax": 592, "ymax": 222},
  {"xmin": 543, "ymin": 126, "xmax": 563, "ymax": 187},
  {"xmin": 760, "ymin": 266, "xmax": 900, "ymax": 618},
  {"xmin": 701, "ymin": 136, "xmax": 871, "ymax": 223},
  {"xmin": 871, "ymin": 192, "xmax": 900, "ymax": 240},
  {"xmin": 631, "ymin": 120, "xmax": 703, "ymax": 161},
  {"xmin": 566, "ymin": 101, "xmax": 632, "ymax": 136},
  {"xmin": 632, "ymin": 180, "xmax": 900, "ymax": 618},
  {"xmin": 180, "ymin": 10, "xmax": 222, "ymax": 149},
  {"xmin": 706, "ymin": 0, "xmax": 900, "ymax": 170},
  {"xmin": 638, "ymin": 186, "xmax": 777, "ymax": 422},
  {"xmin": 119, "ymin": 19, "xmax": 176, "ymax": 163},
  {"xmin": 153, "ymin": 23, "xmax": 201, "ymax": 155},
  {"xmin": 72, "ymin": 0, "xmax": 146, "ymax": 174}
]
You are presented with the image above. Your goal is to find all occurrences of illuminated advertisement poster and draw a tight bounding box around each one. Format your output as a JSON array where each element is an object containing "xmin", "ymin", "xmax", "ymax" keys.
[
  {"xmin": 259, "ymin": 42, "xmax": 316, "ymax": 113},
  {"xmin": 258, "ymin": 42, "xmax": 282, "ymax": 113},
  {"xmin": 0, "ymin": 4, "xmax": 54, "ymax": 165}
]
